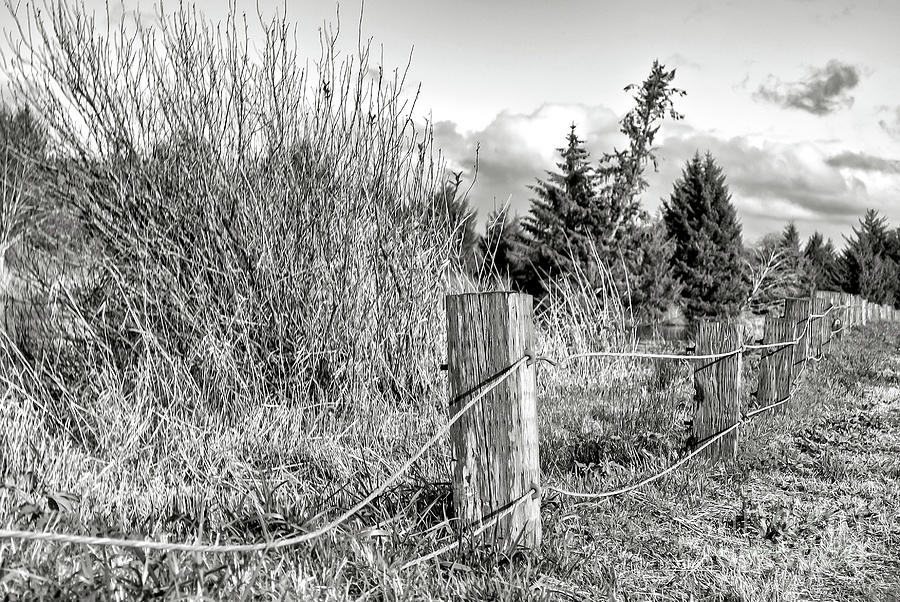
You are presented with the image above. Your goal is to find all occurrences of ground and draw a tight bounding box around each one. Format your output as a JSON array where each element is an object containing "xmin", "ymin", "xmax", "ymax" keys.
[{"xmin": 1, "ymin": 324, "xmax": 899, "ymax": 600}]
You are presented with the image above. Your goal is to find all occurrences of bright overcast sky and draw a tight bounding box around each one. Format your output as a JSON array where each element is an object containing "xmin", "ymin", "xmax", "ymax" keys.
[{"xmin": 4, "ymin": 0, "xmax": 899, "ymax": 245}]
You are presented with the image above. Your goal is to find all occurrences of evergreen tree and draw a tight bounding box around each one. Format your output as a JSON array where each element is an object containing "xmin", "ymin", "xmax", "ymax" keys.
[
  {"xmin": 802, "ymin": 231, "xmax": 839, "ymax": 292},
  {"xmin": 628, "ymin": 215, "xmax": 682, "ymax": 321},
  {"xmin": 774, "ymin": 221, "xmax": 805, "ymax": 295},
  {"xmin": 520, "ymin": 124, "xmax": 600, "ymax": 294},
  {"xmin": 479, "ymin": 207, "xmax": 529, "ymax": 288},
  {"xmin": 779, "ymin": 222, "xmax": 801, "ymax": 259},
  {"xmin": 840, "ymin": 209, "xmax": 898, "ymax": 305},
  {"xmin": 520, "ymin": 61, "xmax": 685, "ymax": 305},
  {"xmin": 662, "ymin": 151, "xmax": 747, "ymax": 319}
]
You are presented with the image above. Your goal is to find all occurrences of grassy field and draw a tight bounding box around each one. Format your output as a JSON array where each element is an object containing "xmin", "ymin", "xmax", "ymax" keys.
[
  {"xmin": 2, "ymin": 322, "xmax": 899, "ymax": 600},
  {"xmin": 0, "ymin": 3, "xmax": 899, "ymax": 600}
]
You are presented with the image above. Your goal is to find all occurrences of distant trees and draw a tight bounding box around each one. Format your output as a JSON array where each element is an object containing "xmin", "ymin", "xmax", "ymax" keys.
[
  {"xmin": 510, "ymin": 61, "xmax": 685, "ymax": 319},
  {"xmin": 802, "ymin": 231, "xmax": 839, "ymax": 292},
  {"xmin": 520, "ymin": 124, "xmax": 601, "ymax": 294},
  {"xmin": 479, "ymin": 207, "xmax": 529, "ymax": 287},
  {"xmin": 628, "ymin": 215, "xmax": 682, "ymax": 320},
  {"xmin": 840, "ymin": 209, "xmax": 899, "ymax": 306},
  {"xmin": 663, "ymin": 151, "xmax": 746, "ymax": 319}
]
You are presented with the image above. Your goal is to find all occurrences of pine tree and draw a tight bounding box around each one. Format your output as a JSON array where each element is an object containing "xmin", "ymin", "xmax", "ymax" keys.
[
  {"xmin": 520, "ymin": 124, "xmax": 600, "ymax": 294},
  {"xmin": 520, "ymin": 61, "xmax": 685, "ymax": 304},
  {"xmin": 629, "ymin": 215, "xmax": 682, "ymax": 321},
  {"xmin": 480, "ymin": 207, "xmax": 529, "ymax": 288},
  {"xmin": 802, "ymin": 231, "xmax": 839, "ymax": 292},
  {"xmin": 662, "ymin": 151, "xmax": 747, "ymax": 319},
  {"xmin": 841, "ymin": 209, "xmax": 898, "ymax": 305}
]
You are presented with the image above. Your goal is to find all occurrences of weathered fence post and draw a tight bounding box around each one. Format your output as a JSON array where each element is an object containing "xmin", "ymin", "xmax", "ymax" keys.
[
  {"xmin": 812, "ymin": 291, "xmax": 836, "ymax": 353},
  {"xmin": 861, "ymin": 298, "xmax": 868, "ymax": 326},
  {"xmin": 838, "ymin": 292, "xmax": 851, "ymax": 337},
  {"xmin": 757, "ymin": 316, "xmax": 795, "ymax": 413},
  {"xmin": 445, "ymin": 292, "xmax": 541, "ymax": 550},
  {"xmin": 810, "ymin": 293, "xmax": 830, "ymax": 358},
  {"xmin": 784, "ymin": 297, "xmax": 811, "ymax": 378},
  {"xmin": 693, "ymin": 320, "xmax": 742, "ymax": 461}
]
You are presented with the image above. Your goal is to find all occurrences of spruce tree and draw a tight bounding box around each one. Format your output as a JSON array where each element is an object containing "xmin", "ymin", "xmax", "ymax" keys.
[
  {"xmin": 776, "ymin": 221, "xmax": 805, "ymax": 295},
  {"xmin": 840, "ymin": 209, "xmax": 899, "ymax": 305},
  {"xmin": 480, "ymin": 207, "xmax": 529, "ymax": 288},
  {"xmin": 802, "ymin": 231, "xmax": 839, "ymax": 292},
  {"xmin": 521, "ymin": 124, "xmax": 600, "ymax": 294},
  {"xmin": 662, "ymin": 151, "xmax": 746, "ymax": 319},
  {"xmin": 629, "ymin": 215, "xmax": 682, "ymax": 321}
]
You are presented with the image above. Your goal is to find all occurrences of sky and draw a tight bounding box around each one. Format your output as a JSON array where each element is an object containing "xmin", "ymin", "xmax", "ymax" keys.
[{"xmin": 3, "ymin": 0, "xmax": 899, "ymax": 246}]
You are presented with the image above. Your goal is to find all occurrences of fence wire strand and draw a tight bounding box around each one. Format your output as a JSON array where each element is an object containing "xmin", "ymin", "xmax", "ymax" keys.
[
  {"xmin": 544, "ymin": 393, "xmax": 793, "ymax": 501},
  {"xmin": 0, "ymin": 357, "xmax": 530, "ymax": 553},
  {"xmin": 399, "ymin": 487, "xmax": 536, "ymax": 571}
]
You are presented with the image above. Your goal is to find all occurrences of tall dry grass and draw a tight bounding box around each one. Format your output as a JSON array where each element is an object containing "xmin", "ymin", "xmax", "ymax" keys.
[{"xmin": 0, "ymin": 0, "xmax": 465, "ymax": 531}]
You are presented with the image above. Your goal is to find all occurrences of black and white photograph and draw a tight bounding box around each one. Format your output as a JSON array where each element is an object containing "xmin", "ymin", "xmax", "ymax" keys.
[{"xmin": 0, "ymin": 0, "xmax": 899, "ymax": 599}]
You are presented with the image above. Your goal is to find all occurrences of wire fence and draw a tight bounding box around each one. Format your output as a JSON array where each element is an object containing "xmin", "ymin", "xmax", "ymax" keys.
[
  {"xmin": 0, "ymin": 357, "xmax": 529, "ymax": 555},
  {"xmin": 0, "ymin": 299, "xmax": 889, "ymax": 568}
]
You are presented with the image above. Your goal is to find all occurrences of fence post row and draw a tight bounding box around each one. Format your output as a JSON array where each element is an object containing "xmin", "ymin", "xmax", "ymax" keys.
[
  {"xmin": 444, "ymin": 291, "xmax": 897, "ymax": 551},
  {"xmin": 445, "ymin": 292, "xmax": 541, "ymax": 551},
  {"xmin": 692, "ymin": 321, "xmax": 742, "ymax": 460},
  {"xmin": 757, "ymin": 317, "xmax": 795, "ymax": 414}
]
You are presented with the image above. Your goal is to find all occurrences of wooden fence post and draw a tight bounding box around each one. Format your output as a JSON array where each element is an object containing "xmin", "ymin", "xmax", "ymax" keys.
[
  {"xmin": 693, "ymin": 320, "xmax": 742, "ymax": 461},
  {"xmin": 810, "ymin": 293, "xmax": 830, "ymax": 358},
  {"xmin": 784, "ymin": 297, "xmax": 811, "ymax": 378},
  {"xmin": 445, "ymin": 292, "xmax": 541, "ymax": 550},
  {"xmin": 813, "ymin": 291, "xmax": 839, "ymax": 352},
  {"xmin": 861, "ymin": 298, "xmax": 868, "ymax": 326},
  {"xmin": 837, "ymin": 292, "xmax": 851, "ymax": 339},
  {"xmin": 757, "ymin": 316, "xmax": 795, "ymax": 413},
  {"xmin": 849, "ymin": 294, "xmax": 858, "ymax": 329}
]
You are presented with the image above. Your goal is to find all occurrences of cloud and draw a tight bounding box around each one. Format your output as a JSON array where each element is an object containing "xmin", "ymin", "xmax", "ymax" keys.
[
  {"xmin": 878, "ymin": 106, "xmax": 900, "ymax": 137},
  {"xmin": 433, "ymin": 105, "xmax": 898, "ymax": 243},
  {"xmin": 825, "ymin": 151, "xmax": 900, "ymax": 174},
  {"xmin": 754, "ymin": 60, "xmax": 860, "ymax": 115},
  {"xmin": 647, "ymin": 133, "xmax": 868, "ymax": 223},
  {"xmin": 432, "ymin": 102, "xmax": 621, "ymax": 219}
]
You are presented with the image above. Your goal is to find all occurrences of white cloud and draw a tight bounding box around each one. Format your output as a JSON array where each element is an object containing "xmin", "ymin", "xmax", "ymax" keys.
[{"xmin": 434, "ymin": 105, "xmax": 900, "ymax": 245}]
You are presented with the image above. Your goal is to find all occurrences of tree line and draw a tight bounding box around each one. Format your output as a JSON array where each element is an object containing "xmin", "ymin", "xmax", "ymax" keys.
[{"xmin": 444, "ymin": 63, "xmax": 900, "ymax": 322}]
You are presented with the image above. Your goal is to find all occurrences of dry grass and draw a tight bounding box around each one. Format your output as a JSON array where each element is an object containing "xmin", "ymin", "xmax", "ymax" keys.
[{"xmin": 0, "ymin": 1, "xmax": 899, "ymax": 600}]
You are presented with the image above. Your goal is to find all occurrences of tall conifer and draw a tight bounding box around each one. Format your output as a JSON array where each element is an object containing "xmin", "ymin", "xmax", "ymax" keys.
[{"xmin": 663, "ymin": 151, "xmax": 746, "ymax": 319}]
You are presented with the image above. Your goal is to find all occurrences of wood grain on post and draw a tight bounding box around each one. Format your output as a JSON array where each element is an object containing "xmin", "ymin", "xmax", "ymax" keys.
[
  {"xmin": 861, "ymin": 298, "xmax": 868, "ymax": 326},
  {"xmin": 445, "ymin": 292, "xmax": 541, "ymax": 550},
  {"xmin": 838, "ymin": 292, "xmax": 851, "ymax": 337},
  {"xmin": 692, "ymin": 321, "xmax": 742, "ymax": 461},
  {"xmin": 810, "ymin": 294, "xmax": 830, "ymax": 358},
  {"xmin": 757, "ymin": 317, "xmax": 795, "ymax": 413},
  {"xmin": 820, "ymin": 291, "xmax": 841, "ymax": 349},
  {"xmin": 783, "ymin": 297, "xmax": 811, "ymax": 379}
]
